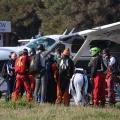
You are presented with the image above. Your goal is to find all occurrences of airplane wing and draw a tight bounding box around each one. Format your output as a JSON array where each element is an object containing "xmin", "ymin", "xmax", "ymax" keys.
[
  {"xmin": 78, "ymin": 21, "xmax": 120, "ymax": 43},
  {"xmin": 73, "ymin": 22, "xmax": 120, "ymax": 64}
]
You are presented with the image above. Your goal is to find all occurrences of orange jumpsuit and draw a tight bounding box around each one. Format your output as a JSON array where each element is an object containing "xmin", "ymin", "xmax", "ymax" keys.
[{"xmin": 55, "ymin": 58, "xmax": 74, "ymax": 105}]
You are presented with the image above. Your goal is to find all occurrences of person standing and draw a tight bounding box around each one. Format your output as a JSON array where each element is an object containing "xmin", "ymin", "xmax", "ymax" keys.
[
  {"xmin": 88, "ymin": 47, "xmax": 106, "ymax": 107},
  {"xmin": 14, "ymin": 49, "xmax": 32, "ymax": 103},
  {"xmin": 56, "ymin": 48, "xmax": 74, "ymax": 105},
  {"xmin": 5, "ymin": 52, "xmax": 17, "ymax": 101},
  {"xmin": 55, "ymin": 48, "xmax": 61, "ymax": 63},
  {"xmin": 29, "ymin": 48, "xmax": 36, "ymax": 93},
  {"xmin": 33, "ymin": 41, "xmax": 61, "ymax": 103},
  {"xmin": 46, "ymin": 54, "xmax": 57, "ymax": 103},
  {"xmin": 102, "ymin": 48, "xmax": 117, "ymax": 106}
]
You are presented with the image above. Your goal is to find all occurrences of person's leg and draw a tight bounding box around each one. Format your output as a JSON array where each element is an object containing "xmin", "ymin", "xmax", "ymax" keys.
[
  {"xmin": 71, "ymin": 90, "xmax": 79, "ymax": 105},
  {"xmin": 5, "ymin": 78, "xmax": 10, "ymax": 101},
  {"xmin": 9, "ymin": 77, "xmax": 15, "ymax": 100},
  {"xmin": 29, "ymin": 74, "xmax": 35, "ymax": 93},
  {"xmin": 22, "ymin": 75, "xmax": 32, "ymax": 103},
  {"xmin": 107, "ymin": 74, "xmax": 116, "ymax": 104},
  {"xmin": 56, "ymin": 76, "xmax": 62, "ymax": 104},
  {"xmin": 33, "ymin": 74, "xmax": 41, "ymax": 101},
  {"xmin": 41, "ymin": 74, "xmax": 47, "ymax": 103},
  {"xmin": 13, "ymin": 75, "xmax": 22, "ymax": 101},
  {"xmin": 62, "ymin": 86, "xmax": 70, "ymax": 105},
  {"xmin": 81, "ymin": 91, "xmax": 86, "ymax": 106},
  {"xmin": 114, "ymin": 83, "xmax": 120, "ymax": 97},
  {"xmin": 99, "ymin": 73, "xmax": 106, "ymax": 106},
  {"xmin": 93, "ymin": 73, "xmax": 101, "ymax": 106}
]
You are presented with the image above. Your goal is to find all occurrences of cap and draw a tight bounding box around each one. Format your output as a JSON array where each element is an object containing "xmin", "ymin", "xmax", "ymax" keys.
[{"xmin": 63, "ymin": 48, "xmax": 70, "ymax": 56}]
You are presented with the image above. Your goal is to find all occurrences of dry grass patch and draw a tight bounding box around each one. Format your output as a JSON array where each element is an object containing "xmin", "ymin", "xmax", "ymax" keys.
[{"xmin": 0, "ymin": 99, "xmax": 120, "ymax": 120}]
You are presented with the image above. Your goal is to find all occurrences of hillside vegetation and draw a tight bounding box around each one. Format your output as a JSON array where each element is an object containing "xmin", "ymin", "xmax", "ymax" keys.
[{"xmin": 0, "ymin": 0, "xmax": 119, "ymax": 45}]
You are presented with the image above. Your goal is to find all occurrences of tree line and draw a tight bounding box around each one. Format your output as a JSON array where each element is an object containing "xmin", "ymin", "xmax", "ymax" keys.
[{"xmin": 0, "ymin": 0, "xmax": 119, "ymax": 46}]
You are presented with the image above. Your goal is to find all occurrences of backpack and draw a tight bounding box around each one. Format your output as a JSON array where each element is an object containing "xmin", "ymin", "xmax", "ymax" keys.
[
  {"xmin": 15, "ymin": 55, "xmax": 29, "ymax": 74},
  {"xmin": 1, "ymin": 61, "xmax": 8, "ymax": 78},
  {"xmin": 59, "ymin": 58, "xmax": 70, "ymax": 76},
  {"xmin": 29, "ymin": 53, "xmax": 43, "ymax": 73}
]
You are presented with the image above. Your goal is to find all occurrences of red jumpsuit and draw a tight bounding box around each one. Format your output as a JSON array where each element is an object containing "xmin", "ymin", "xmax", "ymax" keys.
[
  {"xmin": 93, "ymin": 72, "xmax": 106, "ymax": 105},
  {"xmin": 14, "ymin": 54, "xmax": 32, "ymax": 103},
  {"xmin": 89, "ymin": 55, "xmax": 106, "ymax": 106},
  {"xmin": 106, "ymin": 66, "xmax": 116, "ymax": 104}
]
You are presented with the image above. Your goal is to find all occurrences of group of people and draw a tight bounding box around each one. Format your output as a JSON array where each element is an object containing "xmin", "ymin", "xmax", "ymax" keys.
[
  {"xmin": 4, "ymin": 41, "xmax": 75, "ymax": 105},
  {"xmin": 2, "ymin": 42, "xmax": 120, "ymax": 107},
  {"xmin": 89, "ymin": 47, "xmax": 119, "ymax": 107}
]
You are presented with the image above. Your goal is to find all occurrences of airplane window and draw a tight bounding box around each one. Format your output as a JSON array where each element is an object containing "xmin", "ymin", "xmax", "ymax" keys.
[
  {"xmin": 90, "ymin": 40, "xmax": 115, "ymax": 51},
  {"xmin": 26, "ymin": 37, "xmax": 55, "ymax": 50},
  {"xmin": 71, "ymin": 39, "xmax": 84, "ymax": 53},
  {"xmin": 51, "ymin": 44, "xmax": 65, "ymax": 53}
]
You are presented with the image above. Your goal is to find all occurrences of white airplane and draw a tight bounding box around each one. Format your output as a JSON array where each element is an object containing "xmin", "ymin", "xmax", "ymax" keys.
[{"xmin": 0, "ymin": 22, "xmax": 120, "ymax": 71}]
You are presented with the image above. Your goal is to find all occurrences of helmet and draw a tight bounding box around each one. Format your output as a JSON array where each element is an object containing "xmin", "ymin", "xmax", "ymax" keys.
[
  {"xmin": 9, "ymin": 52, "xmax": 14, "ymax": 58},
  {"xmin": 30, "ymin": 48, "xmax": 36, "ymax": 53},
  {"xmin": 23, "ymin": 49, "xmax": 28, "ymax": 55},
  {"xmin": 102, "ymin": 48, "xmax": 110, "ymax": 56},
  {"xmin": 90, "ymin": 47, "xmax": 99, "ymax": 57},
  {"xmin": 37, "ymin": 44, "xmax": 45, "ymax": 51},
  {"xmin": 30, "ymin": 48, "xmax": 36, "ymax": 56}
]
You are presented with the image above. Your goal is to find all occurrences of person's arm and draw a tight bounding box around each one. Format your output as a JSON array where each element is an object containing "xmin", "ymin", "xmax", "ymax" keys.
[
  {"xmin": 109, "ymin": 57, "xmax": 116, "ymax": 66},
  {"xmin": 6, "ymin": 61, "xmax": 14, "ymax": 76},
  {"xmin": 91, "ymin": 58, "xmax": 97, "ymax": 79},
  {"xmin": 42, "ymin": 41, "xmax": 62, "ymax": 58}
]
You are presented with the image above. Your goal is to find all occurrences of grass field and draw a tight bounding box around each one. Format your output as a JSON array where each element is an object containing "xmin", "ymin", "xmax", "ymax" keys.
[{"xmin": 0, "ymin": 98, "xmax": 120, "ymax": 120}]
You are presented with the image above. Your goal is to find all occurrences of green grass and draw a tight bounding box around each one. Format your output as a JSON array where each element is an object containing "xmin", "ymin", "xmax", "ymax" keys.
[{"xmin": 0, "ymin": 98, "xmax": 120, "ymax": 120}]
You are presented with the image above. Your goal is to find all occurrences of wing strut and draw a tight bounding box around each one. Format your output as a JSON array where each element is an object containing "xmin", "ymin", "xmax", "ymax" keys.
[{"xmin": 73, "ymin": 38, "xmax": 92, "ymax": 64}]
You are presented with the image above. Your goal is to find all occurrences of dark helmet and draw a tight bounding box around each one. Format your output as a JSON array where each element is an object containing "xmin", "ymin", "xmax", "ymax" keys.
[
  {"xmin": 9, "ymin": 52, "xmax": 14, "ymax": 58},
  {"xmin": 37, "ymin": 44, "xmax": 45, "ymax": 51},
  {"xmin": 30, "ymin": 48, "xmax": 36, "ymax": 54},
  {"xmin": 102, "ymin": 48, "xmax": 110, "ymax": 56},
  {"xmin": 23, "ymin": 48, "xmax": 28, "ymax": 55},
  {"xmin": 30, "ymin": 48, "xmax": 36, "ymax": 56}
]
